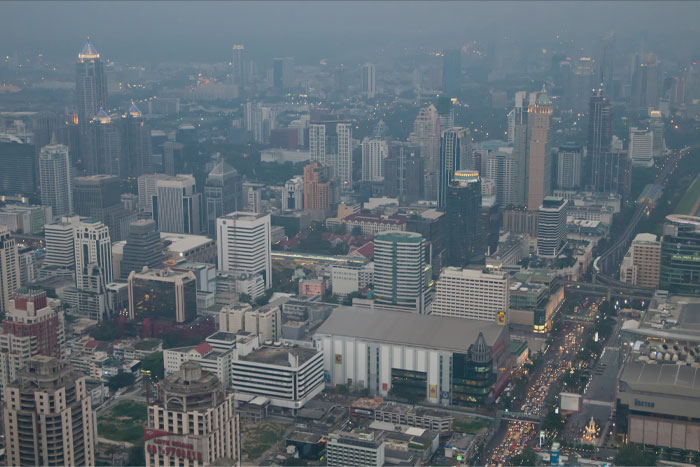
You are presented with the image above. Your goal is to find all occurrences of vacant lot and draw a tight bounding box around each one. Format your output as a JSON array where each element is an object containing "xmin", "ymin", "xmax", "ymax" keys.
[
  {"xmin": 98, "ymin": 400, "xmax": 147, "ymax": 443},
  {"xmin": 240, "ymin": 421, "xmax": 290, "ymax": 463}
]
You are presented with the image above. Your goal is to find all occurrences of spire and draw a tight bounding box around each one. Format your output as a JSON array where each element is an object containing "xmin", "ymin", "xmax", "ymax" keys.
[
  {"xmin": 78, "ymin": 39, "xmax": 100, "ymax": 62},
  {"xmin": 49, "ymin": 131, "xmax": 57, "ymax": 145},
  {"xmin": 128, "ymin": 100, "xmax": 142, "ymax": 118},
  {"xmin": 95, "ymin": 108, "xmax": 111, "ymax": 124}
]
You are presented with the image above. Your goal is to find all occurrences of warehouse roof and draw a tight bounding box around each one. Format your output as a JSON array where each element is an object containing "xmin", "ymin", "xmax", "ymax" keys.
[{"xmin": 620, "ymin": 361, "xmax": 700, "ymax": 399}]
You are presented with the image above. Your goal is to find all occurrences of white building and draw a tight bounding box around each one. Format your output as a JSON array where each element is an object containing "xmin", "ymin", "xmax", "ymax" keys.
[
  {"xmin": 327, "ymin": 431, "xmax": 385, "ymax": 467},
  {"xmin": 309, "ymin": 121, "xmax": 353, "ymax": 189},
  {"xmin": 374, "ymin": 231, "xmax": 426, "ymax": 314},
  {"xmin": 231, "ymin": 344, "xmax": 324, "ymax": 410},
  {"xmin": 217, "ymin": 212, "xmax": 272, "ymax": 289},
  {"xmin": 537, "ymin": 197, "xmax": 569, "ymax": 258},
  {"xmin": 362, "ymin": 63, "xmax": 376, "ymax": 99},
  {"xmin": 432, "ymin": 267, "xmax": 509, "ymax": 322},
  {"xmin": 331, "ymin": 262, "xmax": 374, "ymax": 296},
  {"xmin": 556, "ymin": 144, "xmax": 582, "ymax": 189},
  {"xmin": 283, "ymin": 176, "xmax": 304, "ymax": 211},
  {"xmin": 74, "ymin": 219, "xmax": 112, "ymax": 288},
  {"xmin": 39, "ymin": 144, "xmax": 73, "ymax": 218},
  {"xmin": 153, "ymin": 174, "xmax": 202, "ymax": 234},
  {"xmin": 164, "ymin": 342, "xmax": 233, "ymax": 388},
  {"xmin": 629, "ymin": 127, "xmax": 654, "ymax": 167},
  {"xmin": 649, "ymin": 110, "xmax": 665, "ymax": 157},
  {"xmin": 137, "ymin": 173, "xmax": 170, "ymax": 213},
  {"xmin": 219, "ymin": 304, "xmax": 281, "ymax": 343},
  {"xmin": 44, "ymin": 216, "xmax": 80, "ymax": 269},
  {"xmin": 0, "ymin": 228, "xmax": 20, "ymax": 314},
  {"xmin": 361, "ymin": 138, "xmax": 388, "ymax": 182}
]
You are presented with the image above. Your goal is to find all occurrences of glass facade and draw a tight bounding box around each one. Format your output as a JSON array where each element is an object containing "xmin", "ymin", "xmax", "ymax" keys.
[
  {"xmin": 390, "ymin": 368, "xmax": 427, "ymax": 403},
  {"xmin": 451, "ymin": 352, "xmax": 495, "ymax": 407},
  {"xmin": 659, "ymin": 215, "xmax": 700, "ymax": 295},
  {"xmin": 131, "ymin": 277, "xmax": 197, "ymax": 322}
]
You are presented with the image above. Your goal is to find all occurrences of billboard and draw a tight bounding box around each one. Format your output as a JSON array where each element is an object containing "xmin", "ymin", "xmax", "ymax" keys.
[
  {"xmin": 497, "ymin": 311, "xmax": 506, "ymax": 325},
  {"xmin": 144, "ymin": 429, "xmax": 205, "ymax": 463},
  {"xmin": 560, "ymin": 392, "xmax": 582, "ymax": 413}
]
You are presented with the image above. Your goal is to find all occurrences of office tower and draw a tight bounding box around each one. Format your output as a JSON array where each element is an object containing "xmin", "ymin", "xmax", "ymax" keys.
[
  {"xmin": 649, "ymin": 110, "xmax": 665, "ymax": 157},
  {"xmin": 283, "ymin": 176, "xmax": 304, "ymax": 211},
  {"xmin": 409, "ymin": 104, "xmax": 440, "ymax": 200},
  {"xmin": 659, "ymin": 215, "xmax": 700, "ymax": 295},
  {"xmin": 43, "ymin": 216, "xmax": 80, "ymax": 269},
  {"xmin": 121, "ymin": 102, "xmax": 153, "ymax": 178},
  {"xmin": 303, "ymin": 162, "xmax": 332, "ymax": 218},
  {"xmin": 145, "ymin": 362, "xmax": 240, "ymax": 467},
  {"xmin": 588, "ymin": 90, "xmax": 613, "ymax": 191},
  {"xmin": 3, "ymin": 357, "xmax": 96, "ymax": 466},
  {"xmin": 507, "ymin": 91, "xmax": 527, "ymax": 144},
  {"xmin": 0, "ymin": 141, "xmax": 36, "ymax": 197},
  {"xmin": 526, "ymin": 86, "xmax": 553, "ymax": 211},
  {"xmin": 82, "ymin": 109, "xmax": 121, "ymax": 175},
  {"xmin": 437, "ymin": 95, "xmax": 456, "ymax": 129},
  {"xmin": 205, "ymin": 161, "xmax": 242, "ymax": 237},
  {"xmin": 594, "ymin": 148, "xmax": 631, "ymax": 196},
  {"xmin": 432, "ymin": 268, "xmax": 508, "ymax": 322},
  {"xmin": 137, "ymin": 173, "xmax": 170, "ymax": 213},
  {"xmin": 39, "ymin": 144, "xmax": 73, "ymax": 218},
  {"xmin": 568, "ymin": 58, "xmax": 595, "ymax": 112},
  {"xmin": 537, "ymin": 197, "xmax": 568, "ymax": 258},
  {"xmin": 620, "ymin": 233, "xmax": 661, "ymax": 288},
  {"xmin": 0, "ymin": 290, "xmax": 66, "ymax": 395},
  {"xmin": 272, "ymin": 57, "xmax": 295, "ymax": 89},
  {"xmin": 73, "ymin": 174, "xmax": 134, "ymax": 241},
  {"xmin": 153, "ymin": 174, "xmax": 202, "ymax": 234},
  {"xmin": 629, "ymin": 127, "xmax": 654, "ymax": 167},
  {"xmin": 162, "ymin": 141, "xmax": 185, "ymax": 176},
  {"xmin": 74, "ymin": 219, "xmax": 112, "ymax": 289},
  {"xmin": 445, "ymin": 171, "xmax": 482, "ymax": 266},
  {"xmin": 600, "ymin": 34, "xmax": 615, "ymax": 96},
  {"xmin": 438, "ymin": 127, "xmax": 472, "ymax": 207},
  {"xmin": 362, "ymin": 63, "xmax": 376, "ymax": 99},
  {"xmin": 128, "ymin": 268, "xmax": 197, "ymax": 323},
  {"xmin": 361, "ymin": 138, "xmax": 388, "ymax": 182},
  {"xmin": 0, "ymin": 228, "xmax": 20, "ymax": 314},
  {"xmin": 308, "ymin": 120, "xmax": 353, "ymax": 189},
  {"xmin": 442, "ymin": 49, "xmax": 461, "ymax": 95},
  {"xmin": 557, "ymin": 143, "xmax": 582, "ymax": 189},
  {"xmin": 373, "ymin": 231, "xmax": 426, "ymax": 314},
  {"xmin": 484, "ymin": 150, "xmax": 517, "ymax": 207},
  {"xmin": 632, "ymin": 53, "xmax": 661, "ymax": 110},
  {"xmin": 75, "ymin": 40, "xmax": 107, "ymax": 126},
  {"xmin": 384, "ymin": 142, "xmax": 423, "ymax": 203},
  {"xmin": 32, "ymin": 111, "xmax": 65, "ymax": 161},
  {"xmin": 217, "ymin": 212, "xmax": 272, "ymax": 289},
  {"xmin": 231, "ymin": 44, "xmax": 245, "ymax": 87},
  {"xmin": 119, "ymin": 219, "xmax": 165, "ymax": 279}
]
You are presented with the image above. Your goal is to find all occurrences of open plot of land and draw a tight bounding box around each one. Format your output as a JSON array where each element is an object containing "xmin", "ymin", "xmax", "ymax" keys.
[
  {"xmin": 240, "ymin": 421, "xmax": 291, "ymax": 463},
  {"xmin": 98, "ymin": 400, "xmax": 147, "ymax": 444},
  {"xmin": 674, "ymin": 173, "xmax": 700, "ymax": 215}
]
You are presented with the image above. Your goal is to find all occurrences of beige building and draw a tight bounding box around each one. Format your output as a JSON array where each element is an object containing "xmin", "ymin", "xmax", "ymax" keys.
[
  {"xmin": 526, "ymin": 86, "xmax": 553, "ymax": 211},
  {"xmin": 3, "ymin": 356, "xmax": 96, "ymax": 467},
  {"xmin": 0, "ymin": 227, "xmax": 20, "ymax": 314},
  {"xmin": 620, "ymin": 233, "xmax": 661, "ymax": 288},
  {"xmin": 432, "ymin": 267, "xmax": 509, "ymax": 322},
  {"xmin": 146, "ymin": 361, "xmax": 240, "ymax": 467}
]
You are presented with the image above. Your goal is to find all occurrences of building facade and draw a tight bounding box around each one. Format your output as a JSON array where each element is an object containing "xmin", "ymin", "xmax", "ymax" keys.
[
  {"xmin": 537, "ymin": 197, "xmax": 568, "ymax": 258},
  {"xmin": 659, "ymin": 215, "xmax": 700, "ymax": 295},
  {"xmin": 432, "ymin": 268, "xmax": 508, "ymax": 322},
  {"xmin": 373, "ymin": 231, "xmax": 426, "ymax": 314},
  {"xmin": 128, "ymin": 268, "xmax": 197, "ymax": 323},
  {"xmin": 438, "ymin": 128, "xmax": 471, "ymax": 207},
  {"xmin": 527, "ymin": 86, "xmax": 553, "ymax": 211},
  {"xmin": 445, "ymin": 171, "xmax": 482, "ymax": 266},
  {"xmin": 39, "ymin": 144, "xmax": 73, "ymax": 218},
  {"xmin": 0, "ymin": 228, "xmax": 20, "ymax": 315}
]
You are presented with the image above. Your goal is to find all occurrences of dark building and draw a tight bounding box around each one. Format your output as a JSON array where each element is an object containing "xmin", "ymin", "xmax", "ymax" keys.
[
  {"xmin": 588, "ymin": 90, "xmax": 613, "ymax": 192},
  {"xmin": 120, "ymin": 103, "xmax": 153, "ymax": 178},
  {"xmin": 445, "ymin": 172, "xmax": 482, "ymax": 267},
  {"xmin": 594, "ymin": 150, "xmax": 631, "ymax": 197},
  {"xmin": 205, "ymin": 161, "xmax": 242, "ymax": 237},
  {"xmin": 128, "ymin": 268, "xmax": 197, "ymax": 323},
  {"xmin": 405, "ymin": 209, "xmax": 447, "ymax": 278},
  {"xmin": 452, "ymin": 333, "xmax": 496, "ymax": 406},
  {"xmin": 0, "ymin": 141, "xmax": 36, "ymax": 196},
  {"xmin": 73, "ymin": 175, "xmax": 135, "ymax": 241},
  {"xmin": 659, "ymin": 215, "xmax": 700, "ymax": 295},
  {"xmin": 384, "ymin": 142, "xmax": 423, "ymax": 203},
  {"xmin": 163, "ymin": 141, "xmax": 185, "ymax": 176},
  {"xmin": 120, "ymin": 219, "xmax": 165, "ymax": 279},
  {"xmin": 32, "ymin": 111, "xmax": 72, "ymax": 181},
  {"xmin": 442, "ymin": 49, "xmax": 461, "ymax": 95},
  {"xmin": 83, "ymin": 110, "xmax": 122, "ymax": 176},
  {"xmin": 75, "ymin": 41, "xmax": 107, "ymax": 127}
]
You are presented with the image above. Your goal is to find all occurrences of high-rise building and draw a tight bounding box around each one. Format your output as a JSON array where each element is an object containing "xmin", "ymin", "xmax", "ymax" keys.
[
  {"xmin": 384, "ymin": 142, "xmax": 423, "ymax": 203},
  {"xmin": 442, "ymin": 49, "xmax": 461, "ymax": 95},
  {"xmin": 39, "ymin": 144, "xmax": 73, "ymax": 218},
  {"xmin": 649, "ymin": 110, "xmax": 665, "ymax": 157},
  {"xmin": 82, "ymin": 109, "xmax": 121, "ymax": 175},
  {"xmin": 162, "ymin": 141, "xmax": 185, "ymax": 176},
  {"xmin": 75, "ymin": 40, "xmax": 107, "ymax": 126},
  {"xmin": 484, "ymin": 150, "xmax": 518, "ymax": 207},
  {"xmin": 629, "ymin": 127, "xmax": 654, "ymax": 167},
  {"xmin": 0, "ymin": 290, "xmax": 66, "ymax": 394},
  {"xmin": 308, "ymin": 120, "xmax": 353, "ymax": 189},
  {"xmin": 632, "ymin": 53, "xmax": 661, "ymax": 111},
  {"xmin": 409, "ymin": 104, "xmax": 440, "ymax": 200},
  {"xmin": 119, "ymin": 219, "xmax": 165, "ymax": 279},
  {"xmin": 205, "ymin": 161, "xmax": 242, "ymax": 237},
  {"xmin": 32, "ymin": 111, "xmax": 68, "ymax": 171},
  {"xmin": 0, "ymin": 141, "xmax": 37, "ymax": 197},
  {"xmin": 361, "ymin": 138, "xmax": 388, "ymax": 182},
  {"xmin": 303, "ymin": 162, "xmax": 332, "ymax": 218},
  {"xmin": 0, "ymin": 228, "xmax": 20, "ymax": 315},
  {"xmin": 74, "ymin": 219, "xmax": 112, "ymax": 289},
  {"xmin": 73, "ymin": 174, "xmax": 134, "ymax": 242},
  {"xmin": 556, "ymin": 143, "xmax": 582, "ymax": 189},
  {"xmin": 283, "ymin": 176, "xmax": 304, "ymax": 211},
  {"xmin": 507, "ymin": 91, "xmax": 527, "ymax": 144},
  {"xmin": 526, "ymin": 86, "xmax": 553, "ymax": 211},
  {"xmin": 120, "ymin": 102, "xmax": 153, "ymax": 178},
  {"xmin": 231, "ymin": 44, "xmax": 245, "ymax": 87},
  {"xmin": 137, "ymin": 173, "xmax": 170, "ymax": 213},
  {"xmin": 272, "ymin": 57, "xmax": 295, "ymax": 89},
  {"xmin": 438, "ymin": 127, "xmax": 472, "ymax": 207},
  {"xmin": 145, "ymin": 362, "xmax": 240, "ymax": 467},
  {"xmin": 3, "ymin": 356, "xmax": 96, "ymax": 467},
  {"xmin": 153, "ymin": 174, "xmax": 202, "ymax": 234},
  {"xmin": 432, "ymin": 267, "xmax": 508, "ymax": 322},
  {"xmin": 620, "ymin": 233, "xmax": 661, "ymax": 288},
  {"xmin": 217, "ymin": 212, "xmax": 272, "ymax": 289},
  {"xmin": 588, "ymin": 90, "xmax": 613, "ymax": 192},
  {"xmin": 373, "ymin": 231, "xmax": 426, "ymax": 314},
  {"xmin": 445, "ymin": 171, "xmax": 482, "ymax": 266},
  {"xmin": 362, "ymin": 63, "xmax": 376, "ymax": 99},
  {"xmin": 43, "ymin": 216, "xmax": 80, "ymax": 270},
  {"xmin": 594, "ymin": 149, "xmax": 631, "ymax": 196},
  {"xmin": 659, "ymin": 215, "xmax": 700, "ymax": 295},
  {"xmin": 537, "ymin": 197, "xmax": 568, "ymax": 258},
  {"xmin": 128, "ymin": 268, "xmax": 197, "ymax": 323}
]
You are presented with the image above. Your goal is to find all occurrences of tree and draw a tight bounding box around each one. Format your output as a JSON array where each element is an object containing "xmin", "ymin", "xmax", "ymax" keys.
[
  {"xmin": 108, "ymin": 371, "xmax": 135, "ymax": 393},
  {"xmin": 614, "ymin": 443, "xmax": 657, "ymax": 466},
  {"xmin": 141, "ymin": 352, "xmax": 164, "ymax": 380},
  {"xmin": 254, "ymin": 288, "xmax": 274, "ymax": 307},
  {"xmin": 351, "ymin": 226, "xmax": 363, "ymax": 236},
  {"xmin": 128, "ymin": 444, "xmax": 146, "ymax": 467},
  {"xmin": 510, "ymin": 447, "xmax": 538, "ymax": 466},
  {"xmin": 333, "ymin": 223, "xmax": 347, "ymax": 235},
  {"xmin": 542, "ymin": 408, "xmax": 564, "ymax": 433}
]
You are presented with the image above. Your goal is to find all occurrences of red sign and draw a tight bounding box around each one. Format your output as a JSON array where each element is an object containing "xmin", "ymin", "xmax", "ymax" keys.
[{"xmin": 144, "ymin": 429, "xmax": 204, "ymax": 462}]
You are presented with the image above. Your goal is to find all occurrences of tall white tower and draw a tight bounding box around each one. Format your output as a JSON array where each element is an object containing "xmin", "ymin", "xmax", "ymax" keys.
[
  {"xmin": 217, "ymin": 212, "xmax": 272, "ymax": 289},
  {"xmin": 39, "ymin": 144, "xmax": 73, "ymax": 218},
  {"xmin": 74, "ymin": 219, "xmax": 112, "ymax": 289},
  {"xmin": 0, "ymin": 228, "xmax": 20, "ymax": 314}
]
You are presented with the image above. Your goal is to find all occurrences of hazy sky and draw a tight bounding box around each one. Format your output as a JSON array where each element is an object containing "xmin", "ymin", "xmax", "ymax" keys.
[{"xmin": 2, "ymin": 1, "xmax": 699, "ymax": 64}]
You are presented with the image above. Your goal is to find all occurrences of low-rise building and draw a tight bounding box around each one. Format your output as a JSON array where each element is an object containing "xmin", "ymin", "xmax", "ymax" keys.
[
  {"xmin": 331, "ymin": 262, "xmax": 374, "ymax": 296},
  {"xmin": 326, "ymin": 430, "xmax": 385, "ymax": 467},
  {"xmin": 164, "ymin": 342, "xmax": 232, "ymax": 388}
]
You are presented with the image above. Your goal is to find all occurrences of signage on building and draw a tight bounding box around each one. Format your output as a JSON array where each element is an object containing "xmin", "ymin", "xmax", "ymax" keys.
[
  {"xmin": 144, "ymin": 429, "xmax": 204, "ymax": 462},
  {"xmin": 634, "ymin": 399, "xmax": 655, "ymax": 408},
  {"xmin": 429, "ymin": 384, "xmax": 438, "ymax": 398},
  {"xmin": 497, "ymin": 311, "xmax": 506, "ymax": 325},
  {"xmin": 335, "ymin": 354, "xmax": 342, "ymax": 364}
]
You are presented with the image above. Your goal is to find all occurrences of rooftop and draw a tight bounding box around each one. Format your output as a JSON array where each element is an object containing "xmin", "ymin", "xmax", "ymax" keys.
[
  {"xmin": 238, "ymin": 344, "xmax": 320, "ymax": 367},
  {"xmin": 620, "ymin": 361, "xmax": 700, "ymax": 399},
  {"xmin": 160, "ymin": 232, "xmax": 214, "ymax": 253}
]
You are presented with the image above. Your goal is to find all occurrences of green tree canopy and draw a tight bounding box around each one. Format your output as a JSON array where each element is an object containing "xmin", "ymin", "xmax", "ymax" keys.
[{"xmin": 614, "ymin": 443, "xmax": 657, "ymax": 466}]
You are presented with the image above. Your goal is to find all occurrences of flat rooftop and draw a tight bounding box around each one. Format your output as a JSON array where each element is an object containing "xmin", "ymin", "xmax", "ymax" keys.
[
  {"xmin": 238, "ymin": 345, "xmax": 320, "ymax": 367},
  {"xmin": 620, "ymin": 361, "xmax": 700, "ymax": 399},
  {"xmin": 160, "ymin": 232, "xmax": 214, "ymax": 253},
  {"xmin": 315, "ymin": 308, "xmax": 505, "ymax": 352}
]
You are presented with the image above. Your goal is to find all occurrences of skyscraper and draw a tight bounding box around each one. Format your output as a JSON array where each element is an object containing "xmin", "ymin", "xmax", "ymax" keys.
[
  {"xmin": 409, "ymin": 104, "xmax": 440, "ymax": 200},
  {"xmin": 217, "ymin": 212, "xmax": 272, "ymax": 289},
  {"xmin": 152, "ymin": 174, "xmax": 202, "ymax": 234},
  {"xmin": 74, "ymin": 219, "xmax": 113, "ymax": 289},
  {"xmin": 629, "ymin": 127, "xmax": 654, "ymax": 167},
  {"xmin": 432, "ymin": 268, "xmax": 509, "ymax": 322},
  {"xmin": 594, "ymin": 149, "xmax": 631, "ymax": 196},
  {"xmin": 557, "ymin": 143, "xmax": 582, "ymax": 189},
  {"xmin": 0, "ymin": 141, "xmax": 36, "ymax": 197},
  {"xmin": 384, "ymin": 142, "xmax": 423, "ymax": 203},
  {"xmin": 3, "ymin": 356, "xmax": 96, "ymax": 467},
  {"xmin": 73, "ymin": 174, "xmax": 135, "ymax": 241},
  {"xmin": 75, "ymin": 40, "xmax": 107, "ymax": 126},
  {"xmin": 373, "ymin": 231, "xmax": 427, "ymax": 314},
  {"xmin": 526, "ymin": 86, "xmax": 553, "ymax": 211},
  {"xmin": 507, "ymin": 91, "xmax": 526, "ymax": 144},
  {"xmin": 120, "ymin": 102, "xmax": 153, "ymax": 178},
  {"xmin": 0, "ymin": 228, "xmax": 20, "ymax": 315},
  {"xmin": 649, "ymin": 110, "xmax": 665, "ymax": 157},
  {"xmin": 361, "ymin": 138, "xmax": 388, "ymax": 182},
  {"xmin": 39, "ymin": 144, "xmax": 73, "ymax": 218},
  {"xmin": 484, "ymin": 150, "xmax": 518, "ymax": 207},
  {"xmin": 631, "ymin": 53, "xmax": 661, "ymax": 111},
  {"xmin": 272, "ymin": 57, "xmax": 295, "ymax": 89},
  {"xmin": 308, "ymin": 120, "xmax": 353, "ymax": 189},
  {"xmin": 537, "ymin": 197, "xmax": 568, "ymax": 258},
  {"xmin": 43, "ymin": 216, "xmax": 80, "ymax": 270},
  {"xmin": 438, "ymin": 127, "xmax": 472, "ymax": 207},
  {"xmin": 442, "ymin": 49, "xmax": 461, "ymax": 95},
  {"xmin": 362, "ymin": 63, "xmax": 376, "ymax": 99},
  {"xmin": 82, "ymin": 109, "xmax": 121, "ymax": 175},
  {"xmin": 303, "ymin": 162, "xmax": 332, "ymax": 218},
  {"xmin": 445, "ymin": 171, "xmax": 482, "ymax": 266},
  {"xmin": 231, "ymin": 44, "xmax": 245, "ymax": 87},
  {"xmin": 119, "ymin": 219, "xmax": 165, "ymax": 279},
  {"xmin": 588, "ymin": 90, "xmax": 613, "ymax": 192},
  {"xmin": 659, "ymin": 215, "xmax": 700, "ymax": 295},
  {"xmin": 205, "ymin": 161, "xmax": 242, "ymax": 237},
  {"xmin": 283, "ymin": 176, "xmax": 304, "ymax": 211}
]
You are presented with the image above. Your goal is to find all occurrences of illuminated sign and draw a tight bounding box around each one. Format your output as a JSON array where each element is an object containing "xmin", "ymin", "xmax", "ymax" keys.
[
  {"xmin": 497, "ymin": 311, "xmax": 506, "ymax": 326},
  {"xmin": 144, "ymin": 429, "xmax": 204, "ymax": 463}
]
